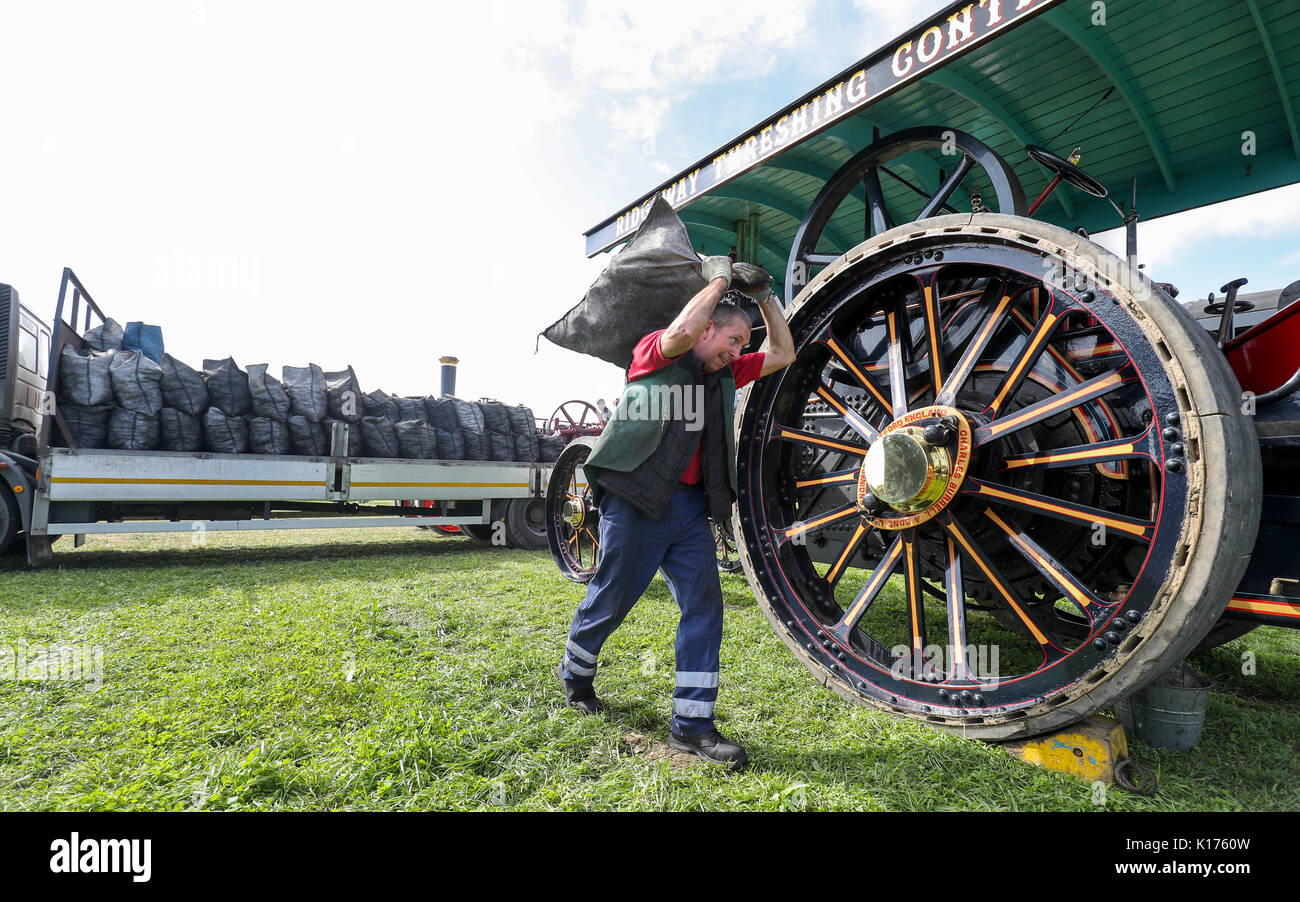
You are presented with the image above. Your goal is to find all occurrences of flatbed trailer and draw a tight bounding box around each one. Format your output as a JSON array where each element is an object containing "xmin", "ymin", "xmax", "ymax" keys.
[{"xmin": 1, "ymin": 268, "xmax": 553, "ymax": 566}]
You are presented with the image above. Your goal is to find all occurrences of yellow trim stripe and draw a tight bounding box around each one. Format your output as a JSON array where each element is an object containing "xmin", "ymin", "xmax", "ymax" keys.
[
  {"xmin": 942, "ymin": 292, "xmax": 1012, "ymax": 399},
  {"xmin": 52, "ymin": 477, "xmax": 323, "ymax": 487},
  {"xmin": 924, "ymin": 284, "xmax": 944, "ymax": 395},
  {"xmin": 814, "ymin": 386, "xmax": 879, "ymax": 442},
  {"xmin": 886, "ymin": 309, "xmax": 906, "ymax": 416},
  {"xmin": 1226, "ymin": 598, "xmax": 1300, "ymax": 617},
  {"xmin": 351, "ymin": 481, "xmax": 530, "ymax": 488}
]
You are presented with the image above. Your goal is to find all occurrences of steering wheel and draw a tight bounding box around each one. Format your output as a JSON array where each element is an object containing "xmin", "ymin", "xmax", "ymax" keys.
[{"xmin": 1025, "ymin": 145, "xmax": 1108, "ymax": 198}]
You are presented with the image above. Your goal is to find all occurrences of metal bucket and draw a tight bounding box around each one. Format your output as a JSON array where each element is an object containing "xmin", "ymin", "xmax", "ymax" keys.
[{"xmin": 1113, "ymin": 662, "xmax": 1212, "ymax": 752}]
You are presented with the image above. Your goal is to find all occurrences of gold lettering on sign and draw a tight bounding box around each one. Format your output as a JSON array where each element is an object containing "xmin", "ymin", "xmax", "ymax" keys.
[{"xmin": 947, "ymin": 4, "xmax": 976, "ymax": 49}]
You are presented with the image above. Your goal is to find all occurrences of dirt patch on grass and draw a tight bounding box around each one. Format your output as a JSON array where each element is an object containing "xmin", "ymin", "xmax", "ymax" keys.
[{"xmin": 622, "ymin": 731, "xmax": 700, "ymax": 770}]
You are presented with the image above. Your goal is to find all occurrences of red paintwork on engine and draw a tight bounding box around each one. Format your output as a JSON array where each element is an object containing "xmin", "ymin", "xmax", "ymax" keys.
[{"xmin": 1222, "ymin": 301, "xmax": 1300, "ymax": 394}]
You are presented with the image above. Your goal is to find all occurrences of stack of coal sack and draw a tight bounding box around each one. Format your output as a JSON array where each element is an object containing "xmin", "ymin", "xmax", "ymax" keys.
[{"xmin": 57, "ymin": 322, "xmax": 559, "ymax": 461}]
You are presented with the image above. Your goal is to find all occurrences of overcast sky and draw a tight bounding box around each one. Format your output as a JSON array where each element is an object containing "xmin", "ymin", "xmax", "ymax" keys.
[{"xmin": 1, "ymin": 0, "xmax": 1296, "ymax": 422}]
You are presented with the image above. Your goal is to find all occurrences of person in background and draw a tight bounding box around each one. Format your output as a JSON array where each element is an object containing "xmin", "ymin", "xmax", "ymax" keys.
[{"xmin": 596, "ymin": 398, "xmax": 612, "ymax": 422}]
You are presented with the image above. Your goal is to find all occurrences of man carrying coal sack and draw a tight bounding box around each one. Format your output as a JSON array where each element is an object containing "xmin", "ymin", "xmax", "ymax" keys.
[{"xmin": 558, "ymin": 256, "xmax": 795, "ymax": 770}]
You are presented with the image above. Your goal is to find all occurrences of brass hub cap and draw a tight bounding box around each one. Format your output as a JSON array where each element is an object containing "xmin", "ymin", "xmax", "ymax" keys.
[
  {"xmin": 563, "ymin": 498, "xmax": 587, "ymax": 529},
  {"xmin": 857, "ymin": 405, "xmax": 973, "ymax": 530}
]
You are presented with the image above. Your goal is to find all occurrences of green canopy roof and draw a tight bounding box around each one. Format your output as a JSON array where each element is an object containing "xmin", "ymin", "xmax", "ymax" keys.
[{"xmin": 585, "ymin": 0, "xmax": 1300, "ymax": 301}]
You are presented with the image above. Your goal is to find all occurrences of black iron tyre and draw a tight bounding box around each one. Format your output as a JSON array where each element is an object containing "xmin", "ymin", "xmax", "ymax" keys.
[
  {"xmin": 735, "ymin": 213, "xmax": 1261, "ymax": 740},
  {"xmin": 545, "ymin": 437, "xmax": 600, "ymax": 582}
]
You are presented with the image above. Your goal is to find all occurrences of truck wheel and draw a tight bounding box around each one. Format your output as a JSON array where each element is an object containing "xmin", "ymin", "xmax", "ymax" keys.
[
  {"xmin": 462, "ymin": 523, "xmax": 495, "ymax": 542},
  {"xmin": 0, "ymin": 490, "xmax": 18, "ymax": 556},
  {"xmin": 735, "ymin": 213, "xmax": 1262, "ymax": 741},
  {"xmin": 504, "ymin": 498, "xmax": 548, "ymax": 550}
]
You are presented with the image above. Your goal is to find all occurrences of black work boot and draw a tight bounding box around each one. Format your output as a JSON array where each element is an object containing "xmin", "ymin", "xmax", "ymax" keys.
[
  {"xmin": 557, "ymin": 663, "xmax": 604, "ymax": 715},
  {"xmin": 669, "ymin": 729, "xmax": 748, "ymax": 771}
]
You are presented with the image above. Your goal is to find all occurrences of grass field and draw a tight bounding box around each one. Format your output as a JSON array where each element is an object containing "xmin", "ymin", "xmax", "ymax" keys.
[{"xmin": 0, "ymin": 528, "xmax": 1297, "ymax": 811}]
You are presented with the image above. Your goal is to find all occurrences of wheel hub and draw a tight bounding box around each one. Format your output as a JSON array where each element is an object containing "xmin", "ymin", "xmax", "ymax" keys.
[
  {"xmin": 857, "ymin": 405, "xmax": 973, "ymax": 529},
  {"xmin": 563, "ymin": 498, "xmax": 587, "ymax": 529}
]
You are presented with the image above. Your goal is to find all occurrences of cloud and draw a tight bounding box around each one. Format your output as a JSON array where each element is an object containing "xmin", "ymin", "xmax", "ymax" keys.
[
  {"xmin": 851, "ymin": 0, "xmax": 954, "ymax": 46},
  {"xmin": 606, "ymin": 95, "xmax": 673, "ymax": 145},
  {"xmin": 565, "ymin": 0, "xmax": 815, "ymax": 93},
  {"xmin": 1093, "ymin": 183, "xmax": 1300, "ymax": 272}
]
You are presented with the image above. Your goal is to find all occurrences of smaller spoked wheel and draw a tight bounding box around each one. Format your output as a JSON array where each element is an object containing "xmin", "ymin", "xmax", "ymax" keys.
[
  {"xmin": 546, "ymin": 437, "xmax": 601, "ymax": 582},
  {"xmin": 547, "ymin": 400, "xmax": 605, "ymax": 439}
]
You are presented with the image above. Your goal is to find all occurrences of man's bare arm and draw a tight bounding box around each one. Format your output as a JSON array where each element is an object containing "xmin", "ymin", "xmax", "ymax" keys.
[
  {"xmin": 660, "ymin": 276, "xmax": 730, "ymax": 359},
  {"xmin": 756, "ymin": 295, "xmax": 796, "ymax": 376}
]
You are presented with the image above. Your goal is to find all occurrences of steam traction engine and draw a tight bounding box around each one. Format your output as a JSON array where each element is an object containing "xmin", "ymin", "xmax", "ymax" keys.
[{"xmin": 551, "ymin": 0, "xmax": 1300, "ymax": 739}]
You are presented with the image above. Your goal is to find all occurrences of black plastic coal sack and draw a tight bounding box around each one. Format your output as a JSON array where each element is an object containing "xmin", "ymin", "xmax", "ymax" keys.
[
  {"xmin": 203, "ymin": 357, "xmax": 251, "ymax": 417},
  {"xmin": 539, "ymin": 196, "xmax": 707, "ymax": 369},
  {"xmin": 204, "ymin": 408, "xmax": 249, "ymax": 454}
]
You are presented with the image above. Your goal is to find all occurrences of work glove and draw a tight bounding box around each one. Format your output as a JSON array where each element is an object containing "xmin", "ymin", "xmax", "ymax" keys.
[
  {"xmin": 732, "ymin": 262, "xmax": 774, "ymax": 302},
  {"xmin": 700, "ymin": 255, "xmax": 733, "ymax": 289}
]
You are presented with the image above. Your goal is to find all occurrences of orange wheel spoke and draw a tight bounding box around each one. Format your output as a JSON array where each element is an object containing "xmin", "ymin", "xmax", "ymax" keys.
[
  {"xmin": 975, "ymin": 368, "xmax": 1130, "ymax": 447},
  {"xmin": 986, "ymin": 303, "xmax": 1062, "ymax": 417},
  {"xmin": 813, "ymin": 383, "xmax": 881, "ymax": 444},
  {"xmin": 828, "ymin": 535, "xmax": 903, "ymax": 643},
  {"xmin": 964, "ymin": 477, "xmax": 1154, "ymax": 543}
]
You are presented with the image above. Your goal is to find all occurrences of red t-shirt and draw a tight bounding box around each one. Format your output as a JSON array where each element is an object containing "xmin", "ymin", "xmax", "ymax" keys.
[{"xmin": 626, "ymin": 329, "xmax": 765, "ymax": 485}]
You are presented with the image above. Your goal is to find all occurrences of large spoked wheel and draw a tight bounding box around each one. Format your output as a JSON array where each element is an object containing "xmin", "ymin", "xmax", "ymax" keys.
[
  {"xmin": 546, "ymin": 437, "xmax": 601, "ymax": 582},
  {"xmin": 736, "ymin": 213, "xmax": 1261, "ymax": 740}
]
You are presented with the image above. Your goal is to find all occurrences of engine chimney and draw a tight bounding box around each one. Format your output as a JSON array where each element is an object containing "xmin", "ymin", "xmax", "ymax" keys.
[{"xmin": 439, "ymin": 356, "xmax": 459, "ymax": 398}]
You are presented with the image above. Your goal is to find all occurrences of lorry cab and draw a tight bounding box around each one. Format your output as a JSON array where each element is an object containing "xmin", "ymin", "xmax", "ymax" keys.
[{"xmin": 0, "ymin": 283, "xmax": 51, "ymax": 457}]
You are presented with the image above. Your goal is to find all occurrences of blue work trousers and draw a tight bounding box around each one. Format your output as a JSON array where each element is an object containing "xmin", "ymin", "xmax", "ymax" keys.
[{"xmin": 561, "ymin": 484, "xmax": 724, "ymax": 736}]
